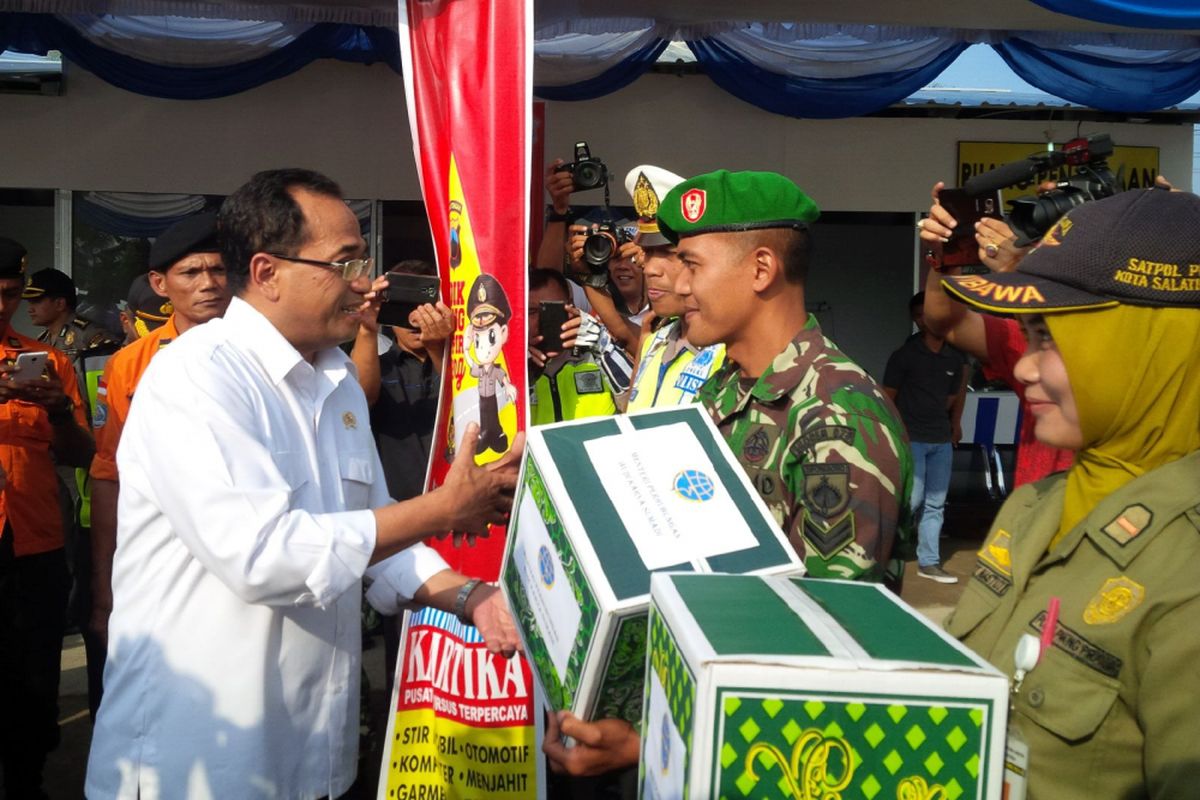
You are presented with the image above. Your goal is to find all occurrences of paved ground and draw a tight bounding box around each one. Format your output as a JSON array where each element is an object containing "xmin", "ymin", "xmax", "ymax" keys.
[{"xmin": 36, "ymin": 497, "xmax": 998, "ymax": 799}]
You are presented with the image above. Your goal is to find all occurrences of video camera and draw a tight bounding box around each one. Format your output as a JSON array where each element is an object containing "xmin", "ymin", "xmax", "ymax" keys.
[
  {"xmin": 582, "ymin": 221, "xmax": 636, "ymax": 273},
  {"xmin": 963, "ymin": 133, "xmax": 1121, "ymax": 242},
  {"xmin": 556, "ymin": 141, "xmax": 608, "ymax": 192}
]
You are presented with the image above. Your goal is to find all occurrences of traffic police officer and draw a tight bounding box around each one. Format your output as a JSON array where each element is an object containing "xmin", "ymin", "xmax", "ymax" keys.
[
  {"xmin": 941, "ymin": 187, "xmax": 1200, "ymax": 798},
  {"xmin": 23, "ymin": 267, "xmax": 120, "ymax": 359},
  {"xmin": 0, "ymin": 237, "xmax": 94, "ymax": 797},
  {"xmin": 624, "ymin": 164, "xmax": 726, "ymax": 412},
  {"xmin": 463, "ymin": 273, "xmax": 516, "ymax": 454},
  {"xmin": 658, "ymin": 170, "xmax": 912, "ymax": 583}
]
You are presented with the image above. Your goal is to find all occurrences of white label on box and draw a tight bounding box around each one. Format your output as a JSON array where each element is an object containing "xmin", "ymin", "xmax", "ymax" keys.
[
  {"xmin": 514, "ymin": 490, "xmax": 582, "ymax": 682},
  {"xmin": 642, "ymin": 664, "xmax": 686, "ymax": 800},
  {"xmin": 585, "ymin": 422, "xmax": 757, "ymax": 570}
]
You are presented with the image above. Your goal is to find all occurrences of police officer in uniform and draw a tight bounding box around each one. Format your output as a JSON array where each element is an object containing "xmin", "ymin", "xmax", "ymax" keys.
[
  {"xmin": 23, "ymin": 268, "xmax": 120, "ymax": 360},
  {"xmin": 658, "ymin": 170, "xmax": 912, "ymax": 583},
  {"xmin": 463, "ymin": 273, "xmax": 516, "ymax": 454},
  {"xmin": 623, "ymin": 164, "xmax": 727, "ymax": 412},
  {"xmin": 941, "ymin": 187, "xmax": 1200, "ymax": 798}
]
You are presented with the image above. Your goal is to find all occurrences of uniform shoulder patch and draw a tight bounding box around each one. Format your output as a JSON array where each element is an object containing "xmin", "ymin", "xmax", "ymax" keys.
[
  {"xmin": 742, "ymin": 427, "xmax": 772, "ymax": 464},
  {"xmin": 791, "ymin": 424, "xmax": 856, "ymax": 459},
  {"xmin": 1101, "ymin": 504, "xmax": 1153, "ymax": 546},
  {"xmin": 1083, "ymin": 576, "xmax": 1145, "ymax": 625},
  {"xmin": 801, "ymin": 462, "xmax": 851, "ymax": 520},
  {"xmin": 978, "ymin": 529, "xmax": 1013, "ymax": 576},
  {"xmin": 802, "ymin": 509, "xmax": 854, "ymax": 559}
]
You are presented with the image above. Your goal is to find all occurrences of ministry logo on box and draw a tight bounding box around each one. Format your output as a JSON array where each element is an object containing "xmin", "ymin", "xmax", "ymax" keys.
[
  {"xmin": 673, "ymin": 469, "xmax": 716, "ymax": 502},
  {"xmin": 537, "ymin": 545, "xmax": 555, "ymax": 588}
]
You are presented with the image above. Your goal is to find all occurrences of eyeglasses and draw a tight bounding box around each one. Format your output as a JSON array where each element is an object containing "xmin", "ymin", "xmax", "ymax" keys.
[{"xmin": 267, "ymin": 252, "xmax": 374, "ymax": 282}]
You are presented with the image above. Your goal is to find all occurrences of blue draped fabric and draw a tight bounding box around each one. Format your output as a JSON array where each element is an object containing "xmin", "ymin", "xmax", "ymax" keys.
[
  {"xmin": 688, "ymin": 35, "xmax": 969, "ymax": 119},
  {"xmin": 994, "ymin": 37, "xmax": 1200, "ymax": 113},
  {"xmin": 0, "ymin": 12, "xmax": 399, "ymax": 99},
  {"xmin": 1027, "ymin": 0, "xmax": 1200, "ymax": 30},
  {"xmin": 534, "ymin": 37, "xmax": 668, "ymax": 101}
]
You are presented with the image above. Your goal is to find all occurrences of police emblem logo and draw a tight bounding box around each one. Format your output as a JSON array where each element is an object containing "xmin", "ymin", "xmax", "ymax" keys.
[
  {"xmin": 574, "ymin": 370, "xmax": 604, "ymax": 394},
  {"xmin": 978, "ymin": 529, "xmax": 1013, "ymax": 575},
  {"xmin": 681, "ymin": 189, "xmax": 706, "ymax": 223},
  {"xmin": 342, "ymin": 411, "xmax": 357, "ymax": 430},
  {"xmin": 477, "ymin": 283, "xmax": 487, "ymax": 303},
  {"xmin": 633, "ymin": 171, "xmax": 660, "ymax": 219},
  {"xmin": 159, "ymin": 302, "xmax": 173, "ymax": 315},
  {"xmin": 537, "ymin": 545, "xmax": 555, "ymax": 588},
  {"xmin": 673, "ymin": 469, "xmax": 716, "ymax": 502},
  {"xmin": 743, "ymin": 428, "xmax": 770, "ymax": 464},
  {"xmin": 1083, "ymin": 576, "xmax": 1145, "ymax": 625},
  {"xmin": 64, "ymin": 329, "xmax": 76, "ymax": 347}
]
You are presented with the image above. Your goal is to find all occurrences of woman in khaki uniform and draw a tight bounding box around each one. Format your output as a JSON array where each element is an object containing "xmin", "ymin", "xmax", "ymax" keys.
[{"xmin": 939, "ymin": 187, "xmax": 1200, "ymax": 799}]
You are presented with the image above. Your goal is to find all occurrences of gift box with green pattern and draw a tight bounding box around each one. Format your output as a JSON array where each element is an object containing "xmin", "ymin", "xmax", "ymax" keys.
[
  {"xmin": 500, "ymin": 406, "xmax": 803, "ymax": 724},
  {"xmin": 641, "ymin": 573, "xmax": 1008, "ymax": 799}
]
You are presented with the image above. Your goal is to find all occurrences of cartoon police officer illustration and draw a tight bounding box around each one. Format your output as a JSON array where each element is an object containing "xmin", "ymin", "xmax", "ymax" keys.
[{"xmin": 462, "ymin": 273, "xmax": 516, "ymax": 455}]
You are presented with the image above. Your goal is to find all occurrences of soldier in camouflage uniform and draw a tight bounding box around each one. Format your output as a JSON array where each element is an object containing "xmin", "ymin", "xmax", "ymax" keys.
[
  {"xmin": 658, "ymin": 170, "xmax": 912, "ymax": 583},
  {"xmin": 23, "ymin": 268, "xmax": 120, "ymax": 364}
]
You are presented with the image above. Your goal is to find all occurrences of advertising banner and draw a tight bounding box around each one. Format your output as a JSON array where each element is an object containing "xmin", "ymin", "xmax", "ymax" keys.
[{"xmin": 385, "ymin": 1, "xmax": 538, "ymax": 797}]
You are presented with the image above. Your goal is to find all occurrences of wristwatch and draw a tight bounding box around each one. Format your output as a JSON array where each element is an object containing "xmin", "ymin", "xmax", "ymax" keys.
[
  {"xmin": 545, "ymin": 207, "xmax": 573, "ymax": 223},
  {"xmin": 454, "ymin": 578, "xmax": 484, "ymax": 625}
]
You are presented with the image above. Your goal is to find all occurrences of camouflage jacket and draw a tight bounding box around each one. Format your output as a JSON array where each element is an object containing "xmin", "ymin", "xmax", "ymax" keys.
[{"xmin": 699, "ymin": 315, "xmax": 912, "ymax": 581}]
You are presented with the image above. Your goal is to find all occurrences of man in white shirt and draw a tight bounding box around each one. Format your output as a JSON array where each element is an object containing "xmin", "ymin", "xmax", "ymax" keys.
[{"xmin": 86, "ymin": 169, "xmax": 522, "ymax": 800}]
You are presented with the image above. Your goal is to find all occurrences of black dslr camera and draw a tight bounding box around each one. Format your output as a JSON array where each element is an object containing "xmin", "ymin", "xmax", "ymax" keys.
[
  {"xmin": 583, "ymin": 222, "xmax": 635, "ymax": 272},
  {"xmin": 963, "ymin": 133, "xmax": 1121, "ymax": 243},
  {"xmin": 556, "ymin": 141, "xmax": 608, "ymax": 192}
]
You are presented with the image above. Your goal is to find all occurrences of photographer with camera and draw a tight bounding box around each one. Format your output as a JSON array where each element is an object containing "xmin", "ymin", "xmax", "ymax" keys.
[{"xmin": 527, "ymin": 268, "xmax": 632, "ymax": 424}]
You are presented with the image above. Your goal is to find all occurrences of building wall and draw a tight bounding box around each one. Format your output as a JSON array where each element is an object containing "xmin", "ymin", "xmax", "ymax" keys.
[{"xmin": 0, "ymin": 61, "xmax": 1191, "ymax": 203}]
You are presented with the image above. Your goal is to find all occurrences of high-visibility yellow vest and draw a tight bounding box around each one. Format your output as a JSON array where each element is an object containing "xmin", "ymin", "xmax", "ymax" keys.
[
  {"xmin": 627, "ymin": 322, "xmax": 725, "ymax": 412},
  {"xmin": 74, "ymin": 344, "xmax": 120, "ymax": 528},
  {"xmin": 530, "ymin": 357, "xmax": 615, "ymax": 426}
]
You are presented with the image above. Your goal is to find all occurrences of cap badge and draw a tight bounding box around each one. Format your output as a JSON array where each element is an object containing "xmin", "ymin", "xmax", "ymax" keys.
[
  {"xmin": 633, "ymin": 172, "xmax": 659, "ymax": 219},
  {"xmin": 342, "ymin": 411, "xmax": 357, "ymax": 430},
  {"xmin": 477, "ymin": 284, "xmax": 487, "ymax": 302},
  {"xmin": 681, "ymin": 189, "xmax": 707, "ymax": 223}
]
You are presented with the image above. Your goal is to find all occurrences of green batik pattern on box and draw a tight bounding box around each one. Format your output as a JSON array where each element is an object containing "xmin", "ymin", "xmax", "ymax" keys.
[
  {"xmin": 503, "ymin": 457, "xmax": 600, "ymax": 711},
  {"xmin": 715, "ymin": 691, "xmax": 990, "ymax": 800},
  {"xmin": 592, "ymin": 612, "xmax": 648, "ymax": 724},
  {"xmin": 647, "ymin": 608, "xmax": 696, "ymax": 797}
]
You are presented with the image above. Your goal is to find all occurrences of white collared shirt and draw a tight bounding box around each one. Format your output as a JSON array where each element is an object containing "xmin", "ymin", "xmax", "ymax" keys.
[{"xmin": 86, "ymin": 297, "xmax": 448, "ymax": 800}]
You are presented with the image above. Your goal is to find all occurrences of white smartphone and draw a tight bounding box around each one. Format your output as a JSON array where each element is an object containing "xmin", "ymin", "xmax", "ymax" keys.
[{"xmin": 8, "ymin": 351, "xmax": 48, "ymax": 383}]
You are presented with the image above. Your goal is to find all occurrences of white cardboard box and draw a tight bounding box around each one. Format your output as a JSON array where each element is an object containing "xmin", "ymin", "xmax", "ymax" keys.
[
  {"xmin": 500, "ymin": 406, "xmax": 804, "ymax": 724},
  {"xmin": 642, "ymin": 572, "xmax": 1009, "ymax": 800}
]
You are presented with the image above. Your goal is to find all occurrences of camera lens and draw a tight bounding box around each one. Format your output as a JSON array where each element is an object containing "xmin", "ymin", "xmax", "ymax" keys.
[
  {"xmin": 575, "ymin": 162, "xmax": 606, "ymax": 191},
  {"xmin": 583, "ymin": 232, "xmax": 616, "ymax": 269}
]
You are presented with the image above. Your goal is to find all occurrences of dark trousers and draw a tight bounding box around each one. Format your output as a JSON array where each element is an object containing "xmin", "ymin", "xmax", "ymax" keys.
[{"xmin": 0, "ymin": 527, "xmax": 70, "ymax": 798}]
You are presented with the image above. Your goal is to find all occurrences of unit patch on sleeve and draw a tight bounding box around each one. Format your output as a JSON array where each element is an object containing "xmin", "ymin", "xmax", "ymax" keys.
[{"xmin": 800, "ymin": 462, "xmax": 854, "ymax": 558}]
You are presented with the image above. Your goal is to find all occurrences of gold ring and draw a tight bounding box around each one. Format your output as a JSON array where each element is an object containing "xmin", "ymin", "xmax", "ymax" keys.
[
  {"xmin": 984, "ymin": 242, "xmax": 999, "ymax": 257},
  {"xmin": 916, "ymin": 219, "xmax": 925, "ymax": 231}
]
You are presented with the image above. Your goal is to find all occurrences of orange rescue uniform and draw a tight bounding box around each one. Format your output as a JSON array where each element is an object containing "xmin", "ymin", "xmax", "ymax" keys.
[
  {"xmin": 0, "ymin": 327, "xmax": 88, "ymax": 556},
  {"xmin": 90, "ymin": 315, "xmax": 179, "ymax": 482}
]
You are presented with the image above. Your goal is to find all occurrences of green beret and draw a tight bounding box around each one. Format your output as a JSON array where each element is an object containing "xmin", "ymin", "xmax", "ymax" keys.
[{"xmin": 657, "ymin": 170, "xmax": 820, "ymax": 243}]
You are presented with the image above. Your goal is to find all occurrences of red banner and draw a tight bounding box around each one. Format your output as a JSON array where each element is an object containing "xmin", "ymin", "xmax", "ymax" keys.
[{"xmin": 400, "ymin": 0, "xmax": 531, "ymax": 581}]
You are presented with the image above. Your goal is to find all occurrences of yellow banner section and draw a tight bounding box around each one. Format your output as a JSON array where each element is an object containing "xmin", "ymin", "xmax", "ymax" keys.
[
  {"xmin": 385, "ymin": 707, "xmax": 537, "ymax": 800},
  {"xmin": 957, "ymin": 141, "xmax": 1160, "ymax": 208},
  {"xmin": 446, "ymin": 155, "xmax": 519, "ymax": 466}
]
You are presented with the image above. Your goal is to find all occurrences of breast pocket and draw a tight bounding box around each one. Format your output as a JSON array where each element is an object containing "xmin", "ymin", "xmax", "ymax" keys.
[
  {"xmin": 339, "ymin": 450, "xmax": 376, "ymax": 510},
  {"xmin": 1018, "ymin": 645, "xmax": 1120, "ymax": 743}
]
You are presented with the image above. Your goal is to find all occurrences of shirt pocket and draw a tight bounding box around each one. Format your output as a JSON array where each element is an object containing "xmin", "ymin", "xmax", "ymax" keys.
[
  {"xmin": 1017, "ymin": 646, "xmax": 1120, "ymax": 743},
  {"xmin": 338, "ymin": 449, "xmax": 375, "ymax": 510}
]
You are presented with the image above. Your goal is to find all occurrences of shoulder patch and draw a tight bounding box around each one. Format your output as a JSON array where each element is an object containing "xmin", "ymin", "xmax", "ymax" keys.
[
  {"xmin": 742, "ymin": 427, "xmax": 772, "ymax": 464},
  {"xmin": 801, "ymin": 462, "xmax": 851, "ymax": 520},
  {"xmin": 1083, "ymin": 576, "xmax": 1145, "ymax": 625},
  {"xmin": 978, "ymin": 529, "xmax": 1013, "ymax": 576},
  {"xmin": 791, "ymin": 424, "xmax": 856, "ymax": 459},
  {"xmin": 802, "ymin": 509, "xmax": 855, "ymax": 560},
  {"xmin": 1101, "ymin": 504, "xmax": 1152, "ymax": 546}
]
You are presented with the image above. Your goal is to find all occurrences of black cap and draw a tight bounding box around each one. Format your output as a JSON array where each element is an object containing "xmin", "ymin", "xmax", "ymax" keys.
[
  {"xmin": 22, "ymin": 268, "xmax": 76, "ymax": 303},
  {"xmin": 0, "ymin": 237, "xmax": 28, "ymax": 280},
  {"xmin": 148, "ymin": 212, "xmax": 219, "ymax": 272},
  {"xmin": 126, "ymin": 274, "xmax": 173, "ymax": 329},
  {"xmin": 466, "ymin": 273, "xmax": 512, "ymax": 327},
  {"xmin": 943, "ymin": 188, "xmax": 1200, "ymax": 313}
]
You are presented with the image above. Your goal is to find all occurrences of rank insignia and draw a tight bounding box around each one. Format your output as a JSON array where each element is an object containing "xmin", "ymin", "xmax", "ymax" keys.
[
  {"xmin": 342, "ymin": 411, "xmax": 357, "ymax": 430},
  {"xmin": 1084, "ymin": 576, "xmax": 1145, "ymax": 625},
  {"xmin": 978, "ymin": 528, "xmax": 1013, "ymax": 576},
  {"xmin": 742, "ymin": 427, "xmax": 771, "ymax": 464},
  {"xmin": 1101, "ymin": 504, "xmax": 1152, "ymax": 546}
]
